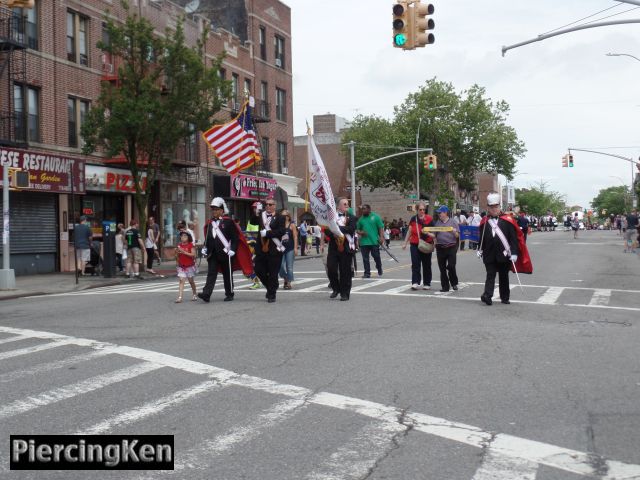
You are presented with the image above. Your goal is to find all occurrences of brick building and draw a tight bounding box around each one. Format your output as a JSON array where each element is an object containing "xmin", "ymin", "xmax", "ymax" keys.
[{"xmin": 0, "ymin": 0, "xmax": 298, "ymax": 275}]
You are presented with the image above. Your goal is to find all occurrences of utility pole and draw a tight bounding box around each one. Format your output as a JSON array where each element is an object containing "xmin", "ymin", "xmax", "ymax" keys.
[{"xmin": 1, "ymin": 165, "xmax": 16, "ymax": 290}]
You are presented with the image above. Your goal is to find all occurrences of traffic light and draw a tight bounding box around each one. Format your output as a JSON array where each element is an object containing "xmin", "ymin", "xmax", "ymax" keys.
[
  {"xmin": 424, "ymin": 154, "xmax": 437, "ymax": 170},
  {"xmin": 413, "ymin": 2, "xmax": 435, "ymax": 47},
  {"xmin": 392, "ymin": 2, "xmax": 411, "ymax": 49},
  {"xmin": 568, "ymin": 154, "xmax": 574, "ymax": 167},
  {"xmin": 562, "ymin": 155, "xmax": 568, "ymax": 168}
]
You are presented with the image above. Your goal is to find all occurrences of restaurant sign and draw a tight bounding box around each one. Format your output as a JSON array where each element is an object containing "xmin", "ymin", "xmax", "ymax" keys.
[
  {"xmin": 231, "ymin": 174, "xmax": 277, "ymax": 200},
  {"xmin": 0, "ymin": 147, "xmax": 85, "ymax": 194},
  {"xmin": 85, "ymin": 165, "xmax": 147, "ymax": 193}
]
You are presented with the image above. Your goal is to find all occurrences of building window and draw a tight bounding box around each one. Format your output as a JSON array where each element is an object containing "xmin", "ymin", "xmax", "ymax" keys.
[
  {"xmin": 274, "ymin": 35, "xmax": 285, "ymax": 69},
  {"xmin": 14, "ymin": 84, "xmax": 39, "ymax": 143},
  {"xmin": 259, "ymin": 26, "xmax": 266, "ymax": 60},
  {"xmin": 259, "ymin": 81, "xmax": 268, "ymax": 118},
  {"xmin": 68, "ymin": 97, "xmax": 89, "ymax": 148},
  {"xmin": 12, "ymin": 2, "xmax": 38, "ymax": 50},
  {"xmin": 231, "ymin": 73, "xmax": 239, "ymax": 109},
  {"xmin": 275, "ymin": 88, "xmax": 286, "ymax": 122},
  {"xmin": 277, "ymin": 141, "xmax": 287, "ymax": 174},
  {"xmin": 67, "ymin": 11, "xmax": 88, "ymax": 66},
  {"xmin": 243, "ymin": 79, "xmax": 251, "ymax": 98}
]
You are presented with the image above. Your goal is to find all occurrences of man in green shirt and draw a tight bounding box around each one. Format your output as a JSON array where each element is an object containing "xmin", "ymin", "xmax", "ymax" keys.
[{"xmin": 356, "ymin": 204, "xmax": 384, "ymax": 278}]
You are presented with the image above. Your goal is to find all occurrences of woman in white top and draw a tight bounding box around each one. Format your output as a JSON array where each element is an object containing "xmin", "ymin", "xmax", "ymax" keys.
[{"xmin": 115, "ymin": 223, "xmax": 125, "ymax": 272}]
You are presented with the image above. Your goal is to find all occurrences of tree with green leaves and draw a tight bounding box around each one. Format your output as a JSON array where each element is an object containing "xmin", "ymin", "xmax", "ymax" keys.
[
  {"xmin": 342, "ymin": 79, "xmax": 526, "ymax": 213},
  {"xmin": 591, "ymin": 185, "xmax": 631, "ymax": 216},
  {"xmin": 82, "ymin": 2, "xmax": 230, "ymax": 236},
  {"xmin": 515, "ymin": 182, "xmax": 567, "ymax": 217}
]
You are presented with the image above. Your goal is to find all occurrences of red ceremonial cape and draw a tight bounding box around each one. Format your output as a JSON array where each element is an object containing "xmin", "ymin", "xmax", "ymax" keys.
[
  {"xmin": 479, "ymin": 215, "xmax": 533, "ymax": 274},
  {"xmin": 203, "ymin": 217, "xmax": 254, "ymax": 276}
]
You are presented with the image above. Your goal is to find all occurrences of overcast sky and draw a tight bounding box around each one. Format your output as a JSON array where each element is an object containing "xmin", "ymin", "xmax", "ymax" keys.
[{"xmin": 281, "ymin": 0, "xmax": 640, "ymax": 209}]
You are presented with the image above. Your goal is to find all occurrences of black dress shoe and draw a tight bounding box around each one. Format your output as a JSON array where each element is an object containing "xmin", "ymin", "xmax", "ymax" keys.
[
  {"xmin": 480, "ymin": 294, "xmax": 492, "ymax": 306},
  {"xmin": 224, "ymin": 296, "xmax": 234, "ymax": 302},
  {"xmin": 501, "ymin": 299, "xmax": 510, "ymax": 304},
  {"xmin": 267, "ymin": 298, "xmax": 276, "ymax": 303},
  {"xmin": 452, "ymin": 285, "xmax": 458, "ymax": 291},
  {"xmin": 340, "ymin": 296, "xmax": 349, "ymax": 301},
  {"xmin": 439, "ymin": 289, "xmax": 450, "ymax": 293},
  {"xmin": 197, "ymin": 293, "xmax": 210, "ymax": 303},
  {"xmin": 329, "ymin": 291, "xmax": 339, "ymax": 299}
]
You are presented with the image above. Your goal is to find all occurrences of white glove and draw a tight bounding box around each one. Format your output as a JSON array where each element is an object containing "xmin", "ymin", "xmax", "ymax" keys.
[
  {"xmin": 510, "ymin": 255, "xmax": 518, "ymax": 262},
  {"xmin": 201, "ymin": 247, "xmax": 208, "ymax": 257},
  {"xmin": 225, "ymin": 249, "xmax": 235, "ymax": 257},
  {"xmin": 476, "ymin": 250, "xmax": 483, "ymax": 258},
  {"xmin": 260, "ymin": 229, "xmax": 267, "ymax": 237}
]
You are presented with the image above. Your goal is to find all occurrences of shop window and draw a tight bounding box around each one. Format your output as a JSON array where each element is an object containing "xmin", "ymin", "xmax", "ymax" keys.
[{"xmin": 160, "ymin": 184, "xmax": 206, "ymax": 247}]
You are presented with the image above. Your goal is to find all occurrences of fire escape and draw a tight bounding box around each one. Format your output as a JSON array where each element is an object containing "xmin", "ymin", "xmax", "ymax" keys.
[{"xmin": 0, "ymin": 6, "xmax": 27, "ymax": 147}]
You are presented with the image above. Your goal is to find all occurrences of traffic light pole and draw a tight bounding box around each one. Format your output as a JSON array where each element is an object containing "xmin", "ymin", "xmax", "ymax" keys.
[
  {"xmin": 348, "ymin": 143, "xmax": 432, "ymax": 208},
  {"xmin": 1, "ymin": 165, "xmax": 16, "ymax": 290},
  {"xmin": 568, "ymin": 147, "xmax": 639, "ymax": 208}
]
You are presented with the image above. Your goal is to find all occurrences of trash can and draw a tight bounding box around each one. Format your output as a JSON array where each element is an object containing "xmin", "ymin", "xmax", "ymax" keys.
[{"xmin": 102, "ymin": 221, "xmax": 116, "ymax": 278}]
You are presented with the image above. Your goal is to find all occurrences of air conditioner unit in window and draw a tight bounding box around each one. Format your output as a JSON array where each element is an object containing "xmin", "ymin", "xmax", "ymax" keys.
[
  {"xmin": 282, "ymin": 167, "xmax": 288, "ymax": 175},
  {"xmin": 102, "ymin": 63, "xmax": 114, "ymax": 74},
  {"xmin": 275, "ymin": 58, "xmax": 282, "ymax": 68}
]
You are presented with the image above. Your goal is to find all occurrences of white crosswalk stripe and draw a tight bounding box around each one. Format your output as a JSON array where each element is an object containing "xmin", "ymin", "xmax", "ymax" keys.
[
  {"xmin": 0, "ymin": 362, "xmax": 161, "ymax": 420},
  {"xmin": 0, "ymin": 326, "xmax": 638, "ymax": 479},
  {"xmin": 537, "ymin": 287, "xmax": 565, "ymax": 304},
  {"xmin": 588, "ymin": 288, "xmax": 612, "ymax": 306}
]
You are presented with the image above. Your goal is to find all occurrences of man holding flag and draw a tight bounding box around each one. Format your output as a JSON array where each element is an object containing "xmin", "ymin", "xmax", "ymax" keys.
[
  {"xmin": 306, "ymin": 126, "xmax": 355, "ymax": 301},
  {"xmin": 326, "ymin": 198, "xmax": 357, "ymax": 301},
  {"xmin": 478, "ymin": 193, "xmax": 532, "ymax": 305}
]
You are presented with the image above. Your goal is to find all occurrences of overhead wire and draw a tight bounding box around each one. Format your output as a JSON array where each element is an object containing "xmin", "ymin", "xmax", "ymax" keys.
[{"xmin": 540, "ymin": 4, "xmax": 624, "ymax": 35}]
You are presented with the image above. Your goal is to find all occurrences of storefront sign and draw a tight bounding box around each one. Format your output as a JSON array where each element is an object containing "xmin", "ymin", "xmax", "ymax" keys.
[
  {"xmin": 0, "ymin": 147, "xmax": 85, "ymax": 193},
  {"xmin": 231, "ymin": 174, "xmax": 277, "ymax": 200},
  {"xmin": 85, "ymin": 165, "xmax": 147, "ymax": 193}
]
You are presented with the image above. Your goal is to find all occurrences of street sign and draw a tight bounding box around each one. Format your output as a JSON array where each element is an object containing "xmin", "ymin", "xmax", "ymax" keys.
[
  {"xmin": 407, "ymin": 194, "xmax": 417, "ymax": 199},
  {"xmin": 344, "ymin": 185, "xmax": 362, "ymax": 192}
]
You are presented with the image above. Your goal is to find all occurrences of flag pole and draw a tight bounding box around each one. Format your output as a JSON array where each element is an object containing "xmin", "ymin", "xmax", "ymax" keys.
[{"xmin": 304, "ymin": 121, "xmax": 311, "ymax": 212}]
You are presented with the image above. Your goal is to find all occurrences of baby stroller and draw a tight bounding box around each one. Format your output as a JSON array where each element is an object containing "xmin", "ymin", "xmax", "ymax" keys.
[{"xmin": 85, "ymin": 240, "xmax": 103, "ymax": 276}]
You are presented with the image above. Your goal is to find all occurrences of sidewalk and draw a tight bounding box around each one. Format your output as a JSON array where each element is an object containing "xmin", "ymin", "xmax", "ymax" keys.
[{"xmin": 0, "ymin": 253, "xmax": 323, "ymax": 301}]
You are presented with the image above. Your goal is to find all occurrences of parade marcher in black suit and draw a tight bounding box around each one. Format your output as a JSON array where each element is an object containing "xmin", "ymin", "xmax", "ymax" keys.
[
  {"xmin": 198, "ymin": 197, "xmax": 238, "ymax": 303},
  {"xmin": 326, "ymin": 198, "xmax": 357, "ymax": 301},
  {"xmin": 252, "ymin": 198, "xmax": 286, "ymax": 303},
  {"xmin": 478, "ymin": 193, "xmax": 520, "ymax": 305}
]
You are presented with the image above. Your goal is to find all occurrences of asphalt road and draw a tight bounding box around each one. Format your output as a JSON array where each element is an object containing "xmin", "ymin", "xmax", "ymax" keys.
[{"xmin": 0, "ymin": 229, "xmax": 639, "ymax": 480}]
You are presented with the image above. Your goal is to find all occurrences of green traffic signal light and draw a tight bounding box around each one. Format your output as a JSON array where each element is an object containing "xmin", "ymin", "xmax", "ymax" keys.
[
  {"xmin": 428, "ymin": 161, "xmax": 434, "ymax": 169},
  {"xmin": 394, "ymin": 33, "xmax": 407, "ymax": 46}
]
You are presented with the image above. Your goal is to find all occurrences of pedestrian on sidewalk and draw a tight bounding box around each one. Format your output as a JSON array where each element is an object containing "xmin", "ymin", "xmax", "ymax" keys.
[
  {"xmin": 434, "ymin": 206, "xmax": 460, "ymax": 292},
  {"xmin": 115, "ymin": 223, "xmax": 125, "ymax": 272},
  {"xmin": 279, "ymin": 209, "xmax": 298, "ymax": 289},
  {"xmin": 74, "ymin": 215, "xmax": 93, "ymax": 276},
  {"xmin": 402, "ymin": 201, "xmax": 434, "ymax": 290},
  {"xmin": 145, "ymin": 217, "xmax": 158, "ymax": 275},
  {"xmin": 356, "ymin": 204, "xmax": 384, "ymax": 278},
  {"xmin": 175, "ymin": 231, "xmax": 197, "ymax": 303},
  {"xmin": 125, "ymin": 219, "xmax": 145, "ymax": 279}
]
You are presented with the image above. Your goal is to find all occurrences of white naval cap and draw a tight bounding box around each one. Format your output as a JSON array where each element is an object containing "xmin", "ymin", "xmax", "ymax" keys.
[
  {"xmin": 210, "ymin": 197, "xmax": 229, "ymax": 214},
  {"xmin": 487, "ymin": 193, "xmax": 501, "ymax": 206}
]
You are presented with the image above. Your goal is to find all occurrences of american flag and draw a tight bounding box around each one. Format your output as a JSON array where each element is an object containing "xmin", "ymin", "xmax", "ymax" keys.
[{"xmin": 203, "ymin": 103, "xmax": 262, "ymax": 175}]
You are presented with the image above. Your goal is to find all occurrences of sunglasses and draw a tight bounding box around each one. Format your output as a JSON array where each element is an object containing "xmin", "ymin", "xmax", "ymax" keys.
[
  {"xmin": 418, "ymin": 209, "xmax": 425, "ymax": 211},
  {"xmin": 265, "ymin": 203, "xmax": 275, "ymax": 206}
]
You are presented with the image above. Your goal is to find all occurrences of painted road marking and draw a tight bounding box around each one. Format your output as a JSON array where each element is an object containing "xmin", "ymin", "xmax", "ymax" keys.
[
  {"xmin": 0, "ymin": 335, "xmax": 30, "ymax": 345},
  {"xmin": 0, "ymin": 362, "xmax": 161, "ymax": 420},
  {"xmin": 0, "ymin": 326, "xmax": 638, "ymax": 478},
  {"xmin": 79, "ymin": 379, "xmax": 223, "ymax": 435},
  {"xmin": 471, "ymin": 451, "xmax": 538, "ymax": 480},
  {"xmin": 0, "ymin": 350, "xmax": 110, "ymax": 384},
  {"xmin": 305, "ymin": 421, "xmax": 406, "ymax": 480},
  {"xmin": 0, "ymin": 339, "xmax": 74, "ymax": 360},
  {"xmin": 588, "ymin": 289, "xmax": 612, "ymax": 306},
  {"xmin": 537, "ymin": 287, "xmax": 565, "ymax": 304},
  {"xmin": 350, "ymin": 279, "xmax": 393, "ymax": 292}
]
